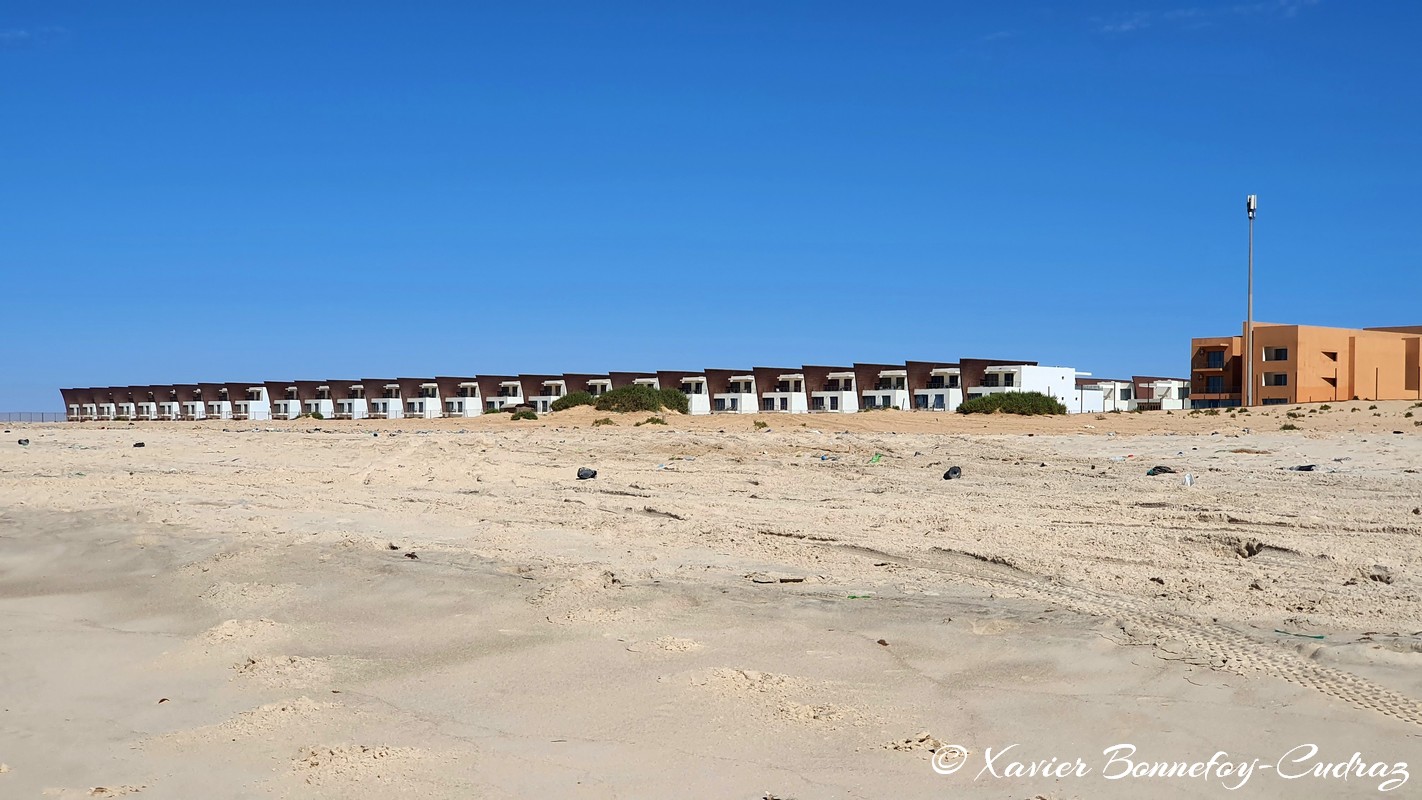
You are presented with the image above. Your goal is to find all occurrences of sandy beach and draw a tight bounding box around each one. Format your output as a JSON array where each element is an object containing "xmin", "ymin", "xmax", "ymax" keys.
[{"xmin": 2, "ymin": 401, "xmax": 1420, "ymax": 798}]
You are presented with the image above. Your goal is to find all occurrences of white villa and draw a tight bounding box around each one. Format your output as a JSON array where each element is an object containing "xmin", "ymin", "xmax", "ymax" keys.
[
  {"xmin": 229, "ymin": 384, "xmax": 272, "ymax": 420},
  {"xmin": 857, "ymin": 364, "xmax": 910, "ymax": 410},
  {"xmin": 438, "ymin": 377, "xmax": 481, "ymax": 418},
  {"xmin": 63, "ymin": 358, "xmax": 1182, "ymax": 421},
  {"xmin": 807, "ymin": 366, "xmax": 859, "ymax": 413}
]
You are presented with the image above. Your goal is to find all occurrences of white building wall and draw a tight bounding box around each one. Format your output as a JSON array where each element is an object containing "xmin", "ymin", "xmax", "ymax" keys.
[
  {"xmin": 443, "ymin": 397, "xmax": 479, "ymax": 417},
  {"xmin": 181, "ymin": 401, "xmax": 206, "ymax": 420},
  {"xmin": 369, "ymin": 399, "xmax": 404, "ymax": 418},
  {"xmin": 862, "ymin": 389, "xmax": 909, "ymax": 410},
  {"xmin": 205, "ymin": 401, "xmax": 233, "ymax": 420},
  {"xmin": 712, "ymin": 392, "xmax": 756, "ymax": 413},
  {"xmin": 811, "ymin": 391, "xmax": 859, "ymax": 413},
  {"xmin": 336, "ymin": 398, "xmax": 369, "ymax": 419},
  {"xmin": 761, "ymin": 392, "xmax": 809, "ymax": 413}
]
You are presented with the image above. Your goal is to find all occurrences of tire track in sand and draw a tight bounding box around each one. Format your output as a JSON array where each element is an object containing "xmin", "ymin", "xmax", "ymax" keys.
[{"xmin": 831, "ymin": 543, "xmax": 1422, "ymax": 727}]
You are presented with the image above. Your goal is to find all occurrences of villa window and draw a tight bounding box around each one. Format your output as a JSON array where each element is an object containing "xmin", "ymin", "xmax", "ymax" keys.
[
  {"xmin": 762, "ymin": 398, "xmax": 774, "ymax": 411},
  {"xmin": 792, "ymin": 380, "xmax": 802, "ymax": 392},
  {"xmin": 779, "ymin": 397, "xmax": 788, "ymax": 411},
  {"xmin": 948, "ymin": 376, "xmax": 959, "ymax": 388},
  {"xmin": 982, "ymin": 374, "xmax": 1000, "ymax": 387},
  {"xmin": 1263, "ymin": 347, "xmax": 1289, "ymax": 362},
  {"xmin": 1003, "ymin": 374, "xmax": 1015, "ymax": 387},
  {"xmin": 1206, "ymin": 376, "xmax": 1224, "ymax": 393},
  {"xmin": 1264, "ymin": 373, "xmax": 1288, "ymax": 387},
  {"xmin": 829, "ymin": 396, "xmax": 839, "ymax": 411},
  {"xmin": 915, "ymin": 394, "xmax": 928, "ymax": 409},
  {"xmin": 1205, "ymin": 351, "xmax": 1225, "ymax": 369}
]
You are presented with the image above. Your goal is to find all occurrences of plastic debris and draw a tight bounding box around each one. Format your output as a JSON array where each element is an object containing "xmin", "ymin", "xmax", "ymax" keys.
[
  {"xmin": 576, "ymin": 467, "xmax": 597, "ymax": 480},
  {"xmin": 1286, "ymin": 464, "xmax": 1317, "ymax": 472},
  {"xmin": 1145, "ymin": 465, "xmax": 1177, "ymax": 476},
  {"xmin": 1183, "ymin": 473, "xmax": 1195, "ymax": 487},
  {"xmin": 133, "ymin": 442, "xmax": 145, "ymax": 448},
  {"xmin": 1275, "ymin": 629, "xmax": 1326, "ymax": 640},
  {"xmin": 16, "ymin": 439, "xmax": 29, "ymax": 446},
  {"xmin": 869, "ymin": 453, "xmax": 883, "ymax": 464},
  {"xmin": 942, "ymin": 466, "xmax": 963, "ymax": 480}
]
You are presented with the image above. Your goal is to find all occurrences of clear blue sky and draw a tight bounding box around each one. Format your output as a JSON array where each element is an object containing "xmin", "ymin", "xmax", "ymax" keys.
[{"xmin": 3, "ymin": 1, "xmax": 1418, "ymax": 409}]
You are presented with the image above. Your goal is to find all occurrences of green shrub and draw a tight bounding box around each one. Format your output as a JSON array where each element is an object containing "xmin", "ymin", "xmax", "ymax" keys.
[
  {"xmin": 957, "ymin": 392, "xmax": 1066, "ymax": 416},
  {"xmin": 635, "ymin": 416, "xmax": 666, "ymax": 427},
  {"xmin": 592, "ymin": 417, "xmax": 615, "ymax": 427},
  {"xmin": 1370, "ymin": 404, "xmax": 1378, "ymax": 410},
  {"xmin": 1280, "ymin": 423, "xmax": 1299, "ymax": 431},
  {"xmin": 1287, "ymin": 411, "xmax": 1303, "ymax": 419},
  {"xmin": 594, "ymin": 385, "xmax": 674, "ymax": 414},
  {"xmin": 1351, "ymin": 407, "xmax": 1359, "ymax": 413},
  {"xmin": 550, "ymin": 391, "xmax": 595, "ymax": 412},
  {"xmin": 657, "ymin": 387, "xmax": 689, "ymax": 415},
  {"xmin": 753, "ymin": 420, "xmax": 768, "ymax": 430},
  {"xmin": 1319, "ymin": 404, "xmax": 1332, "ymax": 410},
  {"xmin": 1406, "ymin": 411, "xmax": 1414, "ymax": 418},
  {"xmin": 1412, "ymin": 402, "xmax": 1422, "ymax": 409},
  {"xmin": 511, "ymin": 409, "xmax": 538, "ymax": 421},
  {"xmin": 310, "ymin": 411, "xmax": 324, "ymax": 420},
  {"xmin": 1202, "ymin": 408, "xmax": 1220, "ymax": 416},
  {"xmin": 483, "ymin": 407, "xmax": 506, "ymax": 415}
]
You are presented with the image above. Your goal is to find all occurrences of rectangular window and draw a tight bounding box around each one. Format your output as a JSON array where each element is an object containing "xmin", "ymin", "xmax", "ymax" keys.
[
  {"xmin": 1206, "ymin": 376, "xmax": 1224, "ymax": 393},
  {"xmin": 915, "ymin": 394, "xmax": 928, "ymax": 409},
  {"xmin": 779, "ymin": 397, "xmax": 788, "ymax": 411},
  {"xmin": 948, "ymin": 376, "xmax": 960, "ymax": 388},
  {"xmin": 1264, "ymin": 373, "xmax": 1288, "ymax": 386},
  {"xmin": 1262, "ymin": 398, "xmax": 1287, "ymax": 405},
  {"xmin": 729, "ymin": 398, "xmax": 738, "ymax": 411},
  {"xmin": 829, "ymin": 396, "xmax": 839, "ymax": 411},
  {"xmin": 1121, "ymin": 388, "xmax": 1133, "ymax": 401},
  {"xmin": 792, "ymin": 380, "xmax": 802, "ymax": 392},
  {"xmin": 1003, "ymin": 373, "xmax": 1015, "ymax": 387},
  {"xmin": 762, "ymin": 398, "xmax": 774, "ymax": 411},
  {"xmin": 982, "ymin": 374, "xmax": 1000, "ymax": 387},
  {"xmin": 1263, "ymin": 347, "xmax": 1289, "ymax": 361},
  {"xmin": 863, "ymin": 396, "xmax": 876, "ymax": 409},
  {"xmin": 714, "ymin": 399, "xmax": 726, "ymax": 411},
  {"xmin": 1205, "ymin": 351, "xmax": 1225, "ymax": 369}
]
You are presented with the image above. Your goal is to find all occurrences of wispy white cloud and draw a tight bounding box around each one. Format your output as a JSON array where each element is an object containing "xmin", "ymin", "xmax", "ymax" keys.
[
  {"xmin": 0, "ymin": 26, "xmax": 68, "ymax": 49},
  {"xmin": 980, "ymin": 30, "xmax": 1018, "ymax": 43},
  {"xmin": 1097, "ymin": 0, "xmax": 1320, "ymax": 34}
]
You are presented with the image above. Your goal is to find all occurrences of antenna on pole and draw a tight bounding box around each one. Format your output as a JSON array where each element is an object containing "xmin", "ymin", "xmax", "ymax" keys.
[{"xmin": 1245, "ymin": 195, "xmax": 1257, "ymax": 407}]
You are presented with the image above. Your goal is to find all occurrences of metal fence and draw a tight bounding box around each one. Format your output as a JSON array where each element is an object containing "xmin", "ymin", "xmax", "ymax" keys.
[{"xmin": 0, "ymin": 412, "xmax": 68, "ymax": 423}]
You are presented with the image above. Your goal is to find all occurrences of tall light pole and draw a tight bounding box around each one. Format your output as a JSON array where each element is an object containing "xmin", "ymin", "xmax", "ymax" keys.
[{"xmin": 1245, "ymin": 194, "xmax": 1257, "ymax": 407}]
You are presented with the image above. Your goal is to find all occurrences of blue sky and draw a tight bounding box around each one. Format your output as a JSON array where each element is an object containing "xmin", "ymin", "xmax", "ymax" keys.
[{"xmin": 3, "ymin": 1, "xmax": 1418, "ymax": 409}]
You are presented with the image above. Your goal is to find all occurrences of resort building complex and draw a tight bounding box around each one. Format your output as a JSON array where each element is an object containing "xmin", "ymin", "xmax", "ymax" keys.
[
  {"xmin": 60, "ymin": 357, "xmax": 1188, "ymax": 421},
  {"xmin": 1191, "ymin": 323, "xmax": 1422, "ymax": 407}
]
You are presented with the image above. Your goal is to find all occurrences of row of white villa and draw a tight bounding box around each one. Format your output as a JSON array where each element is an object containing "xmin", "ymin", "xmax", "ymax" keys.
[{"xmin": 61, "ymin": 361, "xmax": 1190, "ymax": 421}]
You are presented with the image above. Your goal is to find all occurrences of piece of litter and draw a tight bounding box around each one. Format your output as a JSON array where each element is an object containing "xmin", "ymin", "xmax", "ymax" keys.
[
  {"xmin": 576, "ymin": 467, "xmax": 597, "ymax": 480},
  {"xmin": 869, "ymin": 453, "xmax": 882, "ymax": 464},
  {"xmin": 942, "ymin": 466, "xmax": 962, "ymax": 480},
  {"xmin": 1275, "ymin": 629, "xmax": 1326, "ymax": 640}
]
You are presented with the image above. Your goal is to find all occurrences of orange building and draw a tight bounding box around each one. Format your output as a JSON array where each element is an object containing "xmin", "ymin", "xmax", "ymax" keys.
[{"xmin": 1191, "ymin": 323, "xmax": 1422, "ymax": 407}]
